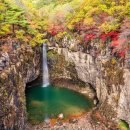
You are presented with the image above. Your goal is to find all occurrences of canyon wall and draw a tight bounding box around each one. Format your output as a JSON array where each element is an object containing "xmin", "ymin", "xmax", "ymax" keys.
[
  {"xmin": 49, "ymin": 43, "xmax": 130, "ymax": 126},
  {"xmin": 0, "ymin": 39, "xmax": 130, "ymax": 130},
  {"xmin": 0, "ymin": 45, "xmax": 40, "ymax": 130}
]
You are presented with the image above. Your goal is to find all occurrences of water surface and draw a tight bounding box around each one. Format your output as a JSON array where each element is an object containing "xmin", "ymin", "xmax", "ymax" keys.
[{"xmin": 26, "ymin": 85, "xmax": 93, "ymax": 123}]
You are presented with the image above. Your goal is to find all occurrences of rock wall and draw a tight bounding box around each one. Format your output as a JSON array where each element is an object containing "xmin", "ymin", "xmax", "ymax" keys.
[
  {"xmin": 51, "ymin": 46, "xmax": 130, "ymax": 126},
  {"xmin": 56, "ymin": 48, "xmax": 97, "ymax": 87},
  {"xmin": 117, "ymin": 69, "xmax": 130, "ymax": 126},
  {"xmin": 95, "ymin": 51, "xmax": 130, "ymax": 125},
  {"xmin": 0, "ymin": 46, "xmax": 40, "ymax": 130}
]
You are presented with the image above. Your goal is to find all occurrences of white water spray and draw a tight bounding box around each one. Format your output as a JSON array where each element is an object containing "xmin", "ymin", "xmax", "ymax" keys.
[{"xmin": 42, "ymin": 44, "xmax": 49, "ymax": 87}]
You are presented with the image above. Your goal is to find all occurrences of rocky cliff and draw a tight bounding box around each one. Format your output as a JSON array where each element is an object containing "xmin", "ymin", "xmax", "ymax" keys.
[
  {"xmin": 49, "ymin": 41, "xmax": 130, "ymax": 126},
  {"xmin": 0, "ymin": 45, "xmax": 40, "ymax": 130},
  {"xmin": 0, "ymin": 38, "xmax": 129, "ymax": 129}
]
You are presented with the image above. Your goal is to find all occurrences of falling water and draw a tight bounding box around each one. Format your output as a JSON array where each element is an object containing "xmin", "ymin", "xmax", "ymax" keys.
[{"xmin": 42, "ymin": 44, "xmax": 49, "ymax": 87}]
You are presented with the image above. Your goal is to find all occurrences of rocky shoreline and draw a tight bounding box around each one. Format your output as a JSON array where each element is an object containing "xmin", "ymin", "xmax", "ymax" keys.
[
  {"xmin": 27, "ymin": 111, "xmax": 118, "ymax": 130},
  {"xmin": 52, "ymin": 78, "xmax": 97, "ymax": 103}
]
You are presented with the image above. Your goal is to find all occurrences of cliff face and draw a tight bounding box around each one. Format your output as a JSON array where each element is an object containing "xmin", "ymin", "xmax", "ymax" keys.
[
  {"xmin": 97, "ymin": 69, "xmax": 130, "ymax": 125},
  {"xmin": 0, "ymin": 39, "xmax": 129, "ymax": 129},
  {"xmin": 0, "ymin": 45, "xmax": 40, "ymax": 130},
  {"xmin": 51, "ymin": 45, "xmax": 130, "ymax": 126},
  {"xmin": 48, "ymin": 48, "xmax": 96, "ymax": 100},
  {"xmin": 57, "ymin": 48, "xmax": 97, "ymax": 87},
  {"xmin": 118, "ymin": 70, "xmax": 130, "ymax": 125}
]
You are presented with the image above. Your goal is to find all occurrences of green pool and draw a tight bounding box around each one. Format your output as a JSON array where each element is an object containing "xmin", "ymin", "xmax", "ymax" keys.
[{"xmin": 26, "ymin": 85, "xmax": 93, "ymax": 124}]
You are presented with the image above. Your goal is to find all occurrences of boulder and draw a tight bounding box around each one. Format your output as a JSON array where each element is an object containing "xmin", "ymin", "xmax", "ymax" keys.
[{"xmin": 58, "ymin": 113, "xmax": 64, "ymax": 119}]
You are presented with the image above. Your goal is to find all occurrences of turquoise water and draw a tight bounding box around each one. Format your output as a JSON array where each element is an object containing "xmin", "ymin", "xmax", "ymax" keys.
[{"xmin": 26, "ymin": 85, "xmax": 93, "ymax": 123}]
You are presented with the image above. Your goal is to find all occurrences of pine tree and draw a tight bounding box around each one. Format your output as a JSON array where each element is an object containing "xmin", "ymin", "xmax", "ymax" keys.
[
  {"xmin": 0, "ymin": 0, "xmax": 28, "ymax": 36},
  {"xmin": 5, "ymin": 5, "xmax": 28, "ymax": 33}
]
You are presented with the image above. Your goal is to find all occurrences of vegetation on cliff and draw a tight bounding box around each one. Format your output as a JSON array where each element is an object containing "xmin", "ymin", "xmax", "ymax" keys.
[
  {"xmin": 0, "ymin": 1, "xmax": 129, "ymax": 92},
  {"xmin": 0, "ymin": 0, "xmax": 130, "ymax": 62}
]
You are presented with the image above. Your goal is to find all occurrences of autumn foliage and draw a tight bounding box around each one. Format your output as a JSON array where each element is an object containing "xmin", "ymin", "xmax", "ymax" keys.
[{"xmin": 1, "ymin": 0, "xmax": 130, "ymax": 59}]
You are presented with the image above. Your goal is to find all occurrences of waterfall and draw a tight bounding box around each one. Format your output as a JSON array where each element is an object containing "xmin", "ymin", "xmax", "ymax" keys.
[{"xmin": 42, "ymin": 44, "xmax": 49, "ymax": 87}]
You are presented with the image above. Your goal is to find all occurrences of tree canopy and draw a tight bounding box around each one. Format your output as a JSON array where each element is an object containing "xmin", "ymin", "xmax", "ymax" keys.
[{"xmin": 1, "ymin": 0, "xmax": 130, "ymax": 57}]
